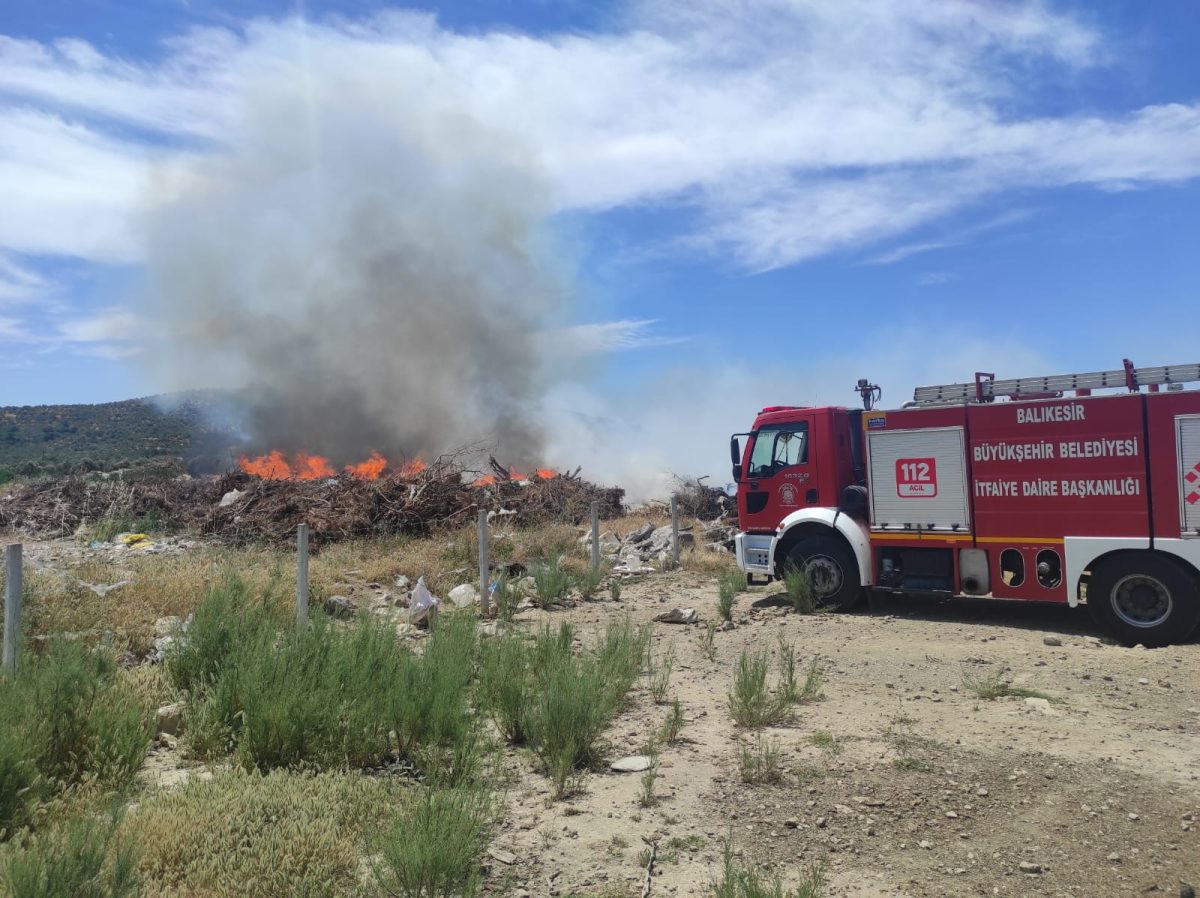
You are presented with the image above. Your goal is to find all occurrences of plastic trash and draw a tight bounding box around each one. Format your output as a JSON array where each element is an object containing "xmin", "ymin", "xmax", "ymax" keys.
[{"xmin": 409, "ymin": 576, "xmax": 440, "ymax": 627}]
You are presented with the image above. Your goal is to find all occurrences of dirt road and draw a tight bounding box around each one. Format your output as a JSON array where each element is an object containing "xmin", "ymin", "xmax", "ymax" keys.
[{"xmin": 490, "ymin": 572, "xmax": 1200, "ymax": 898}]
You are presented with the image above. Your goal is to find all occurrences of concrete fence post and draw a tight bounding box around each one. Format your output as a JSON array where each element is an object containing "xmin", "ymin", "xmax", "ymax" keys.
[
  {"xmin": 478, "ymin": 509, "xmax": 491, "ymax": 617},
  {"xmin": 296, "ymin": 524, "xmax": 309, "ymax": 627},
  {"xmin": 4, "ymin": 543, "xmax": 22, "ymax": 673},
  {"xmin": 670, "ymin": 495, "xmax": 680, "ymax": 567},
  {"xmin": 590, "ymin": 500, "xmax": 601, "ymax": 571}
]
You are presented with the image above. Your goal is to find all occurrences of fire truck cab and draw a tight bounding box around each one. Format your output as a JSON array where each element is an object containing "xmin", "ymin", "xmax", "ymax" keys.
[{"xmin": 731, "ymin": 361, "xmax": 1200, "ymax": 646}]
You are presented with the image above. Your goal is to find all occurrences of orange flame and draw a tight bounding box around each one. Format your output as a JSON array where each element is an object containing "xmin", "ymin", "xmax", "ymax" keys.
[
  {"xmin": 240, "ymin": 450, "xmax": 293, "ymax": 479},
  {"xmin": 471, "ymin": 474, "xmax": 498, "ymax": 487},
  {"xmin": 294, "ymin": 452, "xmax": 335, "ymax": 480},
  {"xmin": 399, "ymin": 457, "xmax": 428, "ymax": 478},
  {"xmin": 345, "ymin": 451, "xmax": 388, "ymax": 481},
  {"xmin": 534, "ymin": 468, "xmax": 556, "ymax": 480}
]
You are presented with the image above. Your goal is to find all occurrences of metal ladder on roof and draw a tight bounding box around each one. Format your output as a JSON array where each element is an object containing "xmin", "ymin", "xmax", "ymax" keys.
[{"xmin": 911, "ymin": 360, "xmax": 1200, "ymax": 406}]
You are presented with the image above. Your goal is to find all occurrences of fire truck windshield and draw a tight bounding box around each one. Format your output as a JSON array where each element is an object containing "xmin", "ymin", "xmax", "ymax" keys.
[{"xmin": 748, "ymin": 422, "xmax": 808, "ymax": 478}]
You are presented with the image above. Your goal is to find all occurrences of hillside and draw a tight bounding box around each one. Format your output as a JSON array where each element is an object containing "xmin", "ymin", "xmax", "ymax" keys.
[{"xmin": 0, "ymin": 393, "xmax": 242, "ymax": 479}]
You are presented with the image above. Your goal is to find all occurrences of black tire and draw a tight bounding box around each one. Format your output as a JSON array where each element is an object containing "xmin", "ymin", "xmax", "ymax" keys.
[
  {"xmin": 781, "ymin": 533, "xmax": 863, "ymax": 612},
  {"xmin": 1087, "ymin": 553, "xmax": 1200, "ymax": 647}
]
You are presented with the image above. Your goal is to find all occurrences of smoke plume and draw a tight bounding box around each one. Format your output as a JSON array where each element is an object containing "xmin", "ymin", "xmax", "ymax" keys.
[{"xmin": 142, "ymin": 23, "xmax": 564, "ymax": 466}]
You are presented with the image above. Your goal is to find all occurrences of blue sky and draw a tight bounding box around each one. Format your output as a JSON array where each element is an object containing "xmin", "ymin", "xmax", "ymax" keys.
[{"xmin": 1, "ymin": 1, "xmax": 1198, "ymax": 488}]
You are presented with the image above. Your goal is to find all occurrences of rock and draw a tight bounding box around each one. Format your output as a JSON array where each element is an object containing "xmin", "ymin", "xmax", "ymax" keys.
[
  {"xmin": 627, "ymin": 522, "xmax": 656, "ymax": 545},
  {"xmin": 151, "ymin": 635, "xmax": 174, "ymax": 664},
  {"xmin": 1019, "ymin": 861, "xmax": 1043, "ymax": 874},
  {"xmin": 1106, "ymin": 852, "xmax": 1121, "ymax": 863},
  {"xmin": 1024, "ymin": 697, "xmax": 1060, "ymax": 716},
  {"xmin": 516, "ymin": 576, "xmax": 538, "ymax": 597},
  {"xmin": 156, "ymin": 702, "xmax": 185, "ymax": 736},
  {"xmin": 1180, "ymin": 884, "xmax": 1196, "ymax": 898},
  {"xmin": 1137, "ymin": 677, "xmax": 1150, "ymax": 685},
  {"xmin": 653, "ymin": 607, "xmax": 698, "ymax": 624},
  {"xmin": 718, "ymin": 621, "xmax": 737, "ymax": 631},
  {"xmin": 218, "ymin": 489, "xmax": 244, "ymax": 508},
  {"xmin": 487, "ymin": 847, "xmax": 517, "ymax": 865},
  {"xmin": 154, "ymin": 616, "xmax": 183, "ymax": 638},
  {"xmin": 918, "ymin": 840, "xmax": 933, "ymax": 850},
  {"xmin": 323, "ymin": 596, "xmax": 356, "ymax": 619},
  {"xmin": 785, "ymin": 818, "xmax": 798, "ymax": 829},
  {"xmin": 815, "ymin": 817, "xmax": 827, "ymax": 828},
  {"xmin": 448, "ymin": 584, "xmax": 479, "ymax": 608},
  {"xmin": 1128, "ymin": 813, "xmax": 1139, "ymax": 821},
  {"xmin": 610, "ymin": 755, "xmax": 654, "ymax": 773},
  {"xmin": 1042, "ymin": 635, "xmax": 1062, "ymax": 646},
  {"xmin": 394, "ymin": 575, "xmax": 411, "ymax": 591}
]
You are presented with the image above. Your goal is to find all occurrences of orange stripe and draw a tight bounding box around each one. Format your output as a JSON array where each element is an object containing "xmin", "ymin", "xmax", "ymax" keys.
[
  {"xmin": 975, "ymin": 536, "xmax": 1064, "ymax": 545},
  {"xmin": 869, "ymin": 532, "xmax": 972, "ymax": 542}
]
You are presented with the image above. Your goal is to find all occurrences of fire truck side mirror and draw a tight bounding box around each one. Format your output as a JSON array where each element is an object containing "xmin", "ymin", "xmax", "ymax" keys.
[
  {"xmin": 732, "ymin": 464, "xmax": 742, "ymax": 483},
  {"xmin": 729, "ymin": 435, "xmax": 742, "ymax": 466}
]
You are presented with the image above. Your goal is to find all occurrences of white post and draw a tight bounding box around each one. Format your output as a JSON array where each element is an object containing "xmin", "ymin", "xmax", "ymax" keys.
[
  {"xmin": 670, "ymin": 495, "xmax": 680, "ymax": 567},
  {"xmin": 590, "ymin": 500, "xmax": 600, "ymax": 571},
  {"xmin": 478, "ymin": 509, "xmax": 490, "ymax": 617},
  {"xmin": 3, "ymin": 543, "xmax": 22, "ymax": 673},
  {"xmin": 296, "ymin": 524, "xmax": 309, "ymax": 627}
]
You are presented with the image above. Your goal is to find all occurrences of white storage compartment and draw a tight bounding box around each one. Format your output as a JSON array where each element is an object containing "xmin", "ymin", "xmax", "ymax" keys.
[
  {"xmin": 1178, "ymin": 414, "xmax": 1200, "ymax": 535},
  {"xmin": 868, "ymin": 427, "xmax": 970, "ymax": 532}
]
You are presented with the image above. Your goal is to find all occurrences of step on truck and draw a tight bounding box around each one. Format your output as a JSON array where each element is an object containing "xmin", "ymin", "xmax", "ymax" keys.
[{"xmin": 730, "ymin": 360, "xmax": 1200, "ymax": 646}]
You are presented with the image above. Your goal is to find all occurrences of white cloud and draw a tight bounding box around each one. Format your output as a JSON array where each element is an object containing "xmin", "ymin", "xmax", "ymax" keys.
[
  {"xmin": 0, "ymin": 252, "xmax": 52, "ymax": 303},
  {"xmin": 556, "ymin": 319, "xmax": 686, "ymax": 354},
  {"xmin": 0, "ymin": 1, "xmax": 1197, "ymax": 273}
]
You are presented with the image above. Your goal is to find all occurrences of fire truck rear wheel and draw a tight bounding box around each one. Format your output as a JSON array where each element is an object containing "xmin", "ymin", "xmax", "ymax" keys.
[
  {"xmin": 783, "ymin": 534, "xmax": 862, "ymax": 612},
  {"xmin": 1087, "ymin": 553, "xmax": 1200, "ymax": 648}
]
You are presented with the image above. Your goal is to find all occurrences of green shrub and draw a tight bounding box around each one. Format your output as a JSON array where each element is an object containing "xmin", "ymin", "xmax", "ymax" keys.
[
  {"xmin": 231, "ymin": 616, "xmax": 398, "ymax": 771},
  {"xmin": 660, "ymin": 699, "xmax": 685, "ymax": 745},
  {"xmin": 717, "ymin": 569, "xmax": 745, "ymax": 622},
  {"xmin": 372, "ymin": 785, "xmax": 493, "ymax": 898},
  {"xmin": 574, "ymin": 567, "xmax": 604, "ymax": 601},
  {"xmin": 647, "ymin": 641, "xmax": 675, "ymax": 704},
  {"xmin": 531, "ymin": 557, "xmax": 573, "ymax": 608},
  {"xmin": 782, "ymin": 566, "xmax": 814, "ymax": 614},
  {"xmin": 737, "ymin": 736, "xmax": 784, "ymax": 784},
  {"xmin": 131, "ymin": 769, "xmax": 406, "ymax": 898},
  {"xmin": 609, "ymin": 579, "xmax": 621, "ymax": 602},
  {"xmin": 477, "ymin": 633, "xmax": 532, "ymax": 745},
  {"xmin": 491, "ymin": 576, "xmax": 520, "ymax": 622},
  {"xmin": 728, "ymin": 649, "xmax": 790, "ymax": 729},
  {"xmin": 493, "ymin": 619, "xmax": 648, "ymax": 799},
  {"xmin": 4, "ymin": 810, "xmax": 138, "ymax": 898},
  {"xmin": 0, "ymin": 642, "xmax": 152, "ymax": 838},
  {"xmin": 179, "ymin": 580, "xmax": 480, "ymax": 781},
  {"xmin": 711, "ymin": 839, "xmax": 825, "ymax": 898},
  {"xmin": 0, "ymin": 717, "xmax": 37, "ymax": 840},
  {"xmin": 697, "ymin": 621, "xmax": 717, "ymax": 661},
  {"xmin": 165, "ymin": 574, "xmax": 278, "ymax": 696}
]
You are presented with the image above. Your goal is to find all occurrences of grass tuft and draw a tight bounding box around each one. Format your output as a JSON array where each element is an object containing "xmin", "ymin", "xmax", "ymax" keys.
[
  {"xmin": 737, "ymin": 736, "xmax": 785, "ymax": 784},
  {"xmin": 531, "ymin": 556, "xmax": 573, "ymax": 608},
  {"xmin": 962, "ymin": 672, "xmax": 1057, "ymax": 703},
  {"xmin": 711, "ymin": 838, "xmax": 825, "ymax": 898},
  {"xmin": 0, "ymin": 641, "xmax": 152, "ymax": 839},
  {"xmin": 372, "ymin": 785, "xmax": 494, "ymax": 898},
  {"xmin": 4, "ymin": 809, "xmax": 138, "ymax": 898},
  {"xmin": 782, "ymin": 565, "xmax": 815, "ymax": 615}
]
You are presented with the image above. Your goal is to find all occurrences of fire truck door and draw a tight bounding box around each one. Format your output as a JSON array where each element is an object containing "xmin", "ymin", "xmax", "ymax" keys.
[{"xmin": 742, "ymin": 419, "xmax": 819, "ymax": 530}]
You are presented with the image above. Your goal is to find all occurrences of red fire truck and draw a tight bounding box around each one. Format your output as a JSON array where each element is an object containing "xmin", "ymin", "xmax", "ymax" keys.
[{"xmin": 730, "ymin": 361, "xmax": 1200, "ymax": 646}]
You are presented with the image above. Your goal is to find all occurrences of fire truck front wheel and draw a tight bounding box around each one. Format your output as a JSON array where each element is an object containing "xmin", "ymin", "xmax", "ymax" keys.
[
  {"xmin": 1087, "ymin": 553, "xmax": 1200, "ymax": 648},
  {"xmin": 782, "ymin": 534, "xmax": 863, "ymax": 612}
]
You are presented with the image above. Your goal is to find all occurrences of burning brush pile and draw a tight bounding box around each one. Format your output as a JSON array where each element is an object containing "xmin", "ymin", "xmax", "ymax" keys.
[{"xmin": 0, "ymin": 450, "xmax": 624, "ymax": 547}]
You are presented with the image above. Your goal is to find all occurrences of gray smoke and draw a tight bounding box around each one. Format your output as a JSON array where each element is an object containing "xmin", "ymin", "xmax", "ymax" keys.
[{"xmin": 142, "ymin": 31, "xmax": 564, "ymax": 466}]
